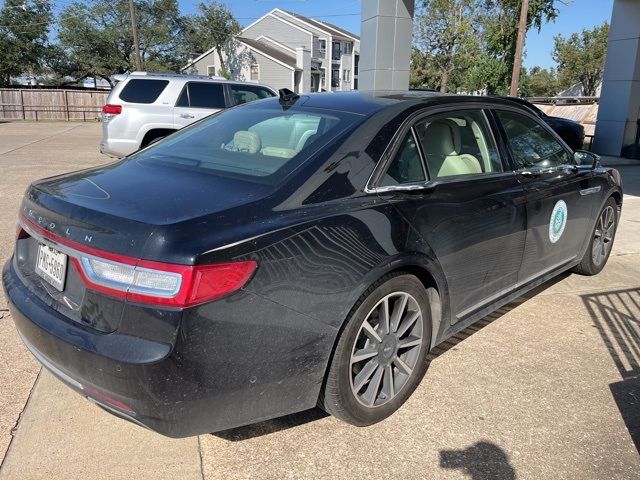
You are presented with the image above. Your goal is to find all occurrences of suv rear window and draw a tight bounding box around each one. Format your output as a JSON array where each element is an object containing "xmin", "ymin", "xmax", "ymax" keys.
[
  {"xmin": 119, "ymin": 79, "xmax": 169, "ymax": 103},
  {"xmin": 176, "ymin": 82, "xmax": 226, "ymax": 109},
  {"xmin": 230, "ymin": 85, "xmax": 275, "ymax": 105},
  {"xmin": 133, "ymin": 104, "xmax": 362, "ymax": 184}
]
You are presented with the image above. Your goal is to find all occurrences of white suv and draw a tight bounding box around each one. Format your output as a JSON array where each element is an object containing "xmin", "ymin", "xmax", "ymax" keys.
[{"xmin": 100, "ymin": 72, "xmax": 277, "ymax": 158}]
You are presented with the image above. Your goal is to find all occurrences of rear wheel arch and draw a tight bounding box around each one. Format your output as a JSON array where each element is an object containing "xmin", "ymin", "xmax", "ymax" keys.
[
  {"xmin": 140, "ymin": 128, "xmax": 176, "ymax": 148},
  {"xmin": 325, "ymin": 260, "xmax": 446, "ymax": 378}
]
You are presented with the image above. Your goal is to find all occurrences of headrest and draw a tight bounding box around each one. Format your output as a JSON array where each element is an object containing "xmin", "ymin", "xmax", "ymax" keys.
[
  {"xmin": 232, "ymin": 131, "xmax": 261, "ymax": 153},
  {"xmin": 421, "ymin": 120, "xmax": 461, "ymax": 156}
]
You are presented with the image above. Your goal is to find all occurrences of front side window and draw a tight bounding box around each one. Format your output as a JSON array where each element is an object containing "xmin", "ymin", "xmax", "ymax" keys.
[
  {"xmin": 119, "ymin": 79, "xmax": 169, "ymax": 104},
  {"xmin": 414, "ymin": 110, "xmax": 501, "ymax": 179},
  {"xmin": 134, "ymin": 106, "xmax": 361, "ymax": 183},
  {"xmin": 381, "ymin": 132, "xmax": 425, "ymax": 186},
  {"xmin": 230, "ymin": 85, "xmax": 275, "ymax": 105},
  {"xmin": 496, "ymin": 110, "xmax": 570, "ymax": 170}
]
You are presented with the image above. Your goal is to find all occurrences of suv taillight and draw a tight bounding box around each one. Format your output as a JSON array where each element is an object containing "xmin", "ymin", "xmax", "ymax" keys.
[{"xmin": 102, "ymin": 104, "xmax": 122, "ymax": 115}]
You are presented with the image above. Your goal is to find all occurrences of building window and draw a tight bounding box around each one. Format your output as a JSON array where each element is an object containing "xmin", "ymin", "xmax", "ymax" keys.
[
  {"xmin": 343, "ymin": 42, "xmax": 353, "ymax": 54},
  {"xmin": 320, "ymin": 68, "xmax": 326, "ymax": 90},
  {"xmin": 331, "ymin": 69, "xmax": 339, "ymax": 88},
  {"xmin": 319, "ymin": 39, "xmax": 326, "ymax": 55},
  {"xmin": 250, "ymin": 64, "xmax": 259, "ymax": 81},
  {"xmin": 343, "ymin": 69, "xmax": 350, "ymax": 82},
  {"xmin": 332, "ymin": 41, "xmax": 341, "ymax": 60},
  {"xmin": 207, "ymin": 65, "xmax": 216, "ymax": 76},
  {"xmin": 354, "ymin": 54, "xmax": 359, "ymax": 76}
]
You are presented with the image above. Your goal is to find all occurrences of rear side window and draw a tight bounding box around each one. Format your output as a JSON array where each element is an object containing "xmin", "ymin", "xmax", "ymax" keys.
[
  {"xmin": 414, "ymin": 110, "xmax": 501, "ymax": 179},
  {"xmin": 176, "ymin": 82, "xmax": 226, "ymax": 109},
  {"xmin": 119, "ymin": 79, "xmax": 169, "ymax": 104},
  {"xmin": 230, "ymin": 85, "xmax": 275, "ymax": 105},
  {"xmin": 381, "ymin": 132, "xmax": 425, "ymax": 186}
]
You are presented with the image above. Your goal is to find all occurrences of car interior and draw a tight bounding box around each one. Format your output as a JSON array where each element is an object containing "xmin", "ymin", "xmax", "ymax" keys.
[
  {"xmin": 138, "ymin": 110, "xmax": 353, "ymax": 179},
  {"xmin": 382, "ymin": 110, "xmax": 502, "ymax": 186}
]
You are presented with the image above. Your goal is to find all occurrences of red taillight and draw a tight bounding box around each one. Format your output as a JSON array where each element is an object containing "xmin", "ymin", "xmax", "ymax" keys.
[
  {"xmin": 21, "ymin": 215, "xmax": 257, "ymax": 308},
  {"xmin": 102, "ymin": 104, "xmax": 122, "ymax": 115}
]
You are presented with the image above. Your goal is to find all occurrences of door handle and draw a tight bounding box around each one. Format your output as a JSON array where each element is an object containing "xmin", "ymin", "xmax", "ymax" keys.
[
  {"xmin": 579, "ymin": 186, "xmax": 601, "ymax": 196},
  {"xmin": 179, "ymin": 113, "xmax": 195, "ymax": 119}
]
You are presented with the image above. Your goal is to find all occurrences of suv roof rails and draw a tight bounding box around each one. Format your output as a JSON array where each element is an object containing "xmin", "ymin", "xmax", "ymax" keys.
[{"xmin": 114, "ymin": 71, "xmax": 228, "ymax": 81}]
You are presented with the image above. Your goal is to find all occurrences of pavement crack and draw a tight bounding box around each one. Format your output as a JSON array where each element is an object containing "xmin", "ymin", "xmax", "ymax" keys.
[
  {"xmin": 196, "ymin": 435, "xmax": 206, "ymax": 480},
  {"xmin": 0, "ymin": 123, "xmax": 83, "ymax": 156},
  {"xmin": 0, "ymin": 367, "xmax": 42, "ymax": 471}
]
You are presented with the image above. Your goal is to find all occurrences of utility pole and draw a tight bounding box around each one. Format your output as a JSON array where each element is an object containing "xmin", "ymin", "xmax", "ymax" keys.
[
  {"xmin": 510, "ymin": 0, "xmax": 529, "ymax": 96},
  {"xmin": 128, "ymin": 0, "xmax": 143, "ymax": 71}
]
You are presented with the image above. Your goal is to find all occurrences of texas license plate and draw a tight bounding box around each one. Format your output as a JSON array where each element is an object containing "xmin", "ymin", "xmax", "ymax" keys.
[{"xmin": 35, "ymin": 244, "xmax": 67, "ymax": 292}]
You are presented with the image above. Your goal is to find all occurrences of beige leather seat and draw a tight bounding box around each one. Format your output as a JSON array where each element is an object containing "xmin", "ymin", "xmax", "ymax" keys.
[
  {"xmin": 420, "ymin": 120, "xmax": 482, "ymax": 178},
  {"xmin": 227, "ymin": 131, "xmax": 261, "ymax": 153}
]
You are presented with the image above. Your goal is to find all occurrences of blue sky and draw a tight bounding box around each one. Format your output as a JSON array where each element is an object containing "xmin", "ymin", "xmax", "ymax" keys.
[{"xmin": 180, "ymin": 0, "xmax": 613, "ymax": 70}]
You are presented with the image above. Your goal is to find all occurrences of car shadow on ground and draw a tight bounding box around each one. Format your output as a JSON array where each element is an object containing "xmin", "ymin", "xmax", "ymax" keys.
[
  {"xmin": 582, "ymin": 287, "xmax": 640, "ymax": 453},
  {"xmin": 212, "ymin": 274, "xmax": 569, "ymax": 442}
]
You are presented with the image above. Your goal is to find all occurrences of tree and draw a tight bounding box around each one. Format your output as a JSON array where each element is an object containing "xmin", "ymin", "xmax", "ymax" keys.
[
  {"xmin": 184, "ymin": 1, "xmax": 241, "ymax": 75},
  {"xmin": 0, "ymin": 0, "xmax": 54, "ymax": 85},
  {"xmin": 553, "ymin": 22, "xmax": 609, "ymax": 97},
  {"xmin": 56, "ymin": 0, "xmax": 185, "ymax": 85},
  {"xmin": 413, "ymin": 0, "xmax": 483, "ymax": 93},
  {"xmin": 411, "ymin": 0, "xmax": 558, "ymax": 95},
  {"xmin": 466, "ymin": 0, "xmax": 558, "ymax": 94},
  {"xmin": 520, "ymin": 66, "xmax": 558, "ymax": 97}
]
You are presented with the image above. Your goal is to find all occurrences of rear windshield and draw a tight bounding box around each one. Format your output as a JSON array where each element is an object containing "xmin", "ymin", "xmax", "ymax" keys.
[
  {"xmin": 119, "ymin": 79, "xmax": 169, "ymax": 104},
  {"xmin": 133, "ymin": 104, "xmax": 362, "ymax": 184}
]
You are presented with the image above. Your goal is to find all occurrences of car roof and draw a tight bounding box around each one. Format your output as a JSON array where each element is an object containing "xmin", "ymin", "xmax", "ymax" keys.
[
  {"xmin": 113, "ymin": 72, "xmax": 275, "ymax": 90},
  {"xmin": 270, "ymin": 91, "xmax": 534, "ymax": 116}
]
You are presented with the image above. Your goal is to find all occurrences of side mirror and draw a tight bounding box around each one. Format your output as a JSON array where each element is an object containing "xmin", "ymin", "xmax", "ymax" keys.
[{"xmin": 574, "ymin": 150, "xmax": 600, "ymax": 169}]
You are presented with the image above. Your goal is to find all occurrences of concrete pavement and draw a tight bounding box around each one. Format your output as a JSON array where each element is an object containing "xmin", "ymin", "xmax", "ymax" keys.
[{"xmin": 0, "ymin": 122, "xmax": 638, "ymax": 479}]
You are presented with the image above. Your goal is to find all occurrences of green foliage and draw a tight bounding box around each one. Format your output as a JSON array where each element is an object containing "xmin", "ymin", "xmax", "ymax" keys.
[
  {"xmin": 412, "ymin": 0, "xmax": 558, "ymax": 94},
  {"xmin": 0, "ymin": 0, "xmax": 54, "ymax": 85},
  {"xmin": 520, "ymin": 66, "xmax": 559, "ymax": 97},
  {"xmin": 56, "ymin": 0, "xmax": 186, "ymax": 84},
  {"xmin": 184, "ymin": 1, "xmax": 241, "ymax": 73},
  {"xmin": 412, "ymin": 0, "xmax": 483, "ymax": 92},
  {"xmin": 553, "ymin": 22, "xmax": 609, "ymax": 96}
]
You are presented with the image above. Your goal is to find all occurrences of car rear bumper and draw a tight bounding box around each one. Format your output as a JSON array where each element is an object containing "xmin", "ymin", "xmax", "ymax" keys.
[
  {"xmin": 99, "ymin": 137, "xmax": 138, "ymax": 158},
  {"xmin": 3, "ymin": 257, "xmax": 336, "ymax": 437}
]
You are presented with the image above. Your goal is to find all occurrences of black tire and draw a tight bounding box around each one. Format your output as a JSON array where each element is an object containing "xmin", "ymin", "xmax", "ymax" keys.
[
  {"xmin": 572, "ymin": 197, "xmax": 618, "ymax": 276},
  {"xmin": 319, "ymin": 273, "xmax": 432, "ymax": 426}
]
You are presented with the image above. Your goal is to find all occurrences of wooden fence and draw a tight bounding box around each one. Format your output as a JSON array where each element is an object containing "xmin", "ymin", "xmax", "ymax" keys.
[{"xmin": 0, "ymin": 88, "xmax": 110, "ymax": 121}]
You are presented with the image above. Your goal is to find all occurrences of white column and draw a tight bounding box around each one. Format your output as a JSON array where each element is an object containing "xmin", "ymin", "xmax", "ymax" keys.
[
  {"xmin": 359, "ymin": 0, "xmax": 415, "ymax": 91},
  {"xmin": 594, "ymin": 0, "xmax": 640, "ymax": 155},
  {"xmin": 296, "ymin": 47, "xmax": 311, "ymax": 93}
]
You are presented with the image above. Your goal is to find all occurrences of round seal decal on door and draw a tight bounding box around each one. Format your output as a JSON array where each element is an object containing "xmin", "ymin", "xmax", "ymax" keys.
[{"xmin": 549, "ymin": 200, "xmax": 568, "ymax": 244}]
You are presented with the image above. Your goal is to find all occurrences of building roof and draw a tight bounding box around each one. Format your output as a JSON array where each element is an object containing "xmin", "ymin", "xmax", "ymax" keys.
[
  {"xmin": 278, "ymin": 9, "xmax": 360, "ymax": 41},
  {"xmin": 237, "ymin": 37, "xmax": 298, "ymax": 69},
  {"xmin": 182, "ymin": 8, "xmax": 359, "ymax": 71}
]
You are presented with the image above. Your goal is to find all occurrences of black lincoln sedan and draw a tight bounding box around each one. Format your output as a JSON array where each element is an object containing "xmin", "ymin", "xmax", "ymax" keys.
[{"xmin": 3, "ymin": 91, "xmax": 622, "ymax": 437}]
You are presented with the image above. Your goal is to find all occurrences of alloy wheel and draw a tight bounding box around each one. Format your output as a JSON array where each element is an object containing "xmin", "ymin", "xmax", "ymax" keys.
[
  {"xmin": 349, "ymin": 292, "xmax": 423, "ymax": 408},
  {"xmin": 592, "ymin": 205, "xmax": 616, "ymax": 267}
]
